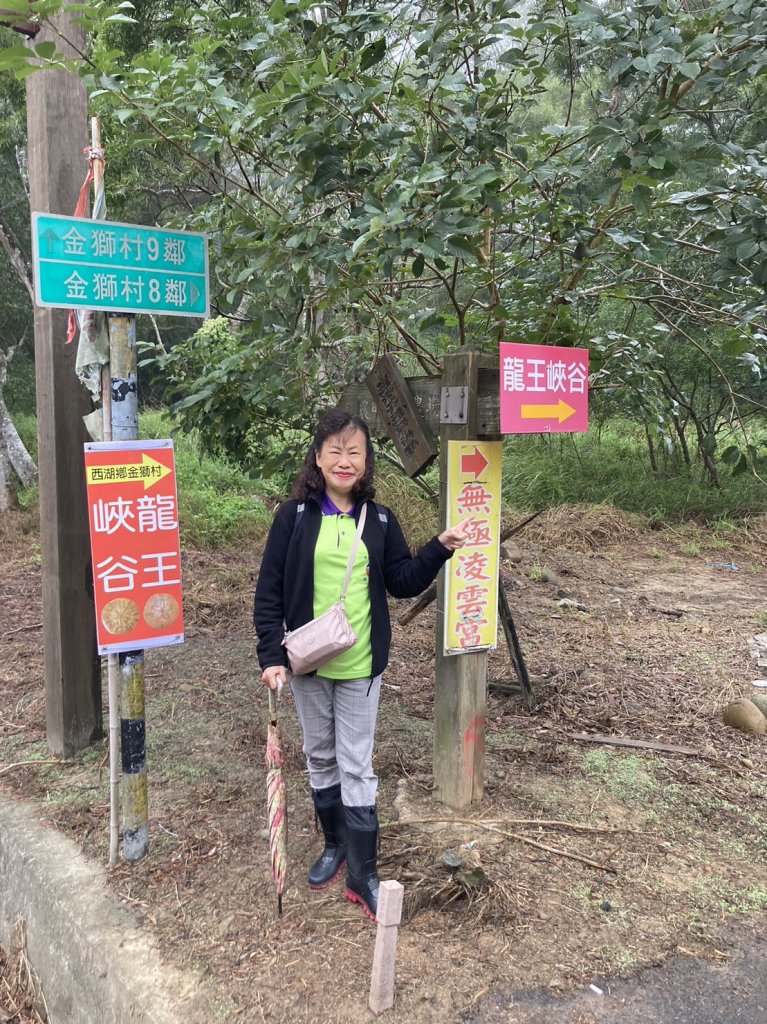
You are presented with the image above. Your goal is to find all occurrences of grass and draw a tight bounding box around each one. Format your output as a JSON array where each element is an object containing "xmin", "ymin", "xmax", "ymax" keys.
[
  {"xmin": 10, "ymin": 408, "xmax": 766, "ymax": 553},
  {"xmin": 501, "ymin": 420, "xmax": 767, "ymax": 524},
  {"xmin": 141, "ymin": 410, "xmax": 273, "ymax": 549},
  {"xmin": 579, "ymin": 750, "xmax": 660, "ymax": 802}
]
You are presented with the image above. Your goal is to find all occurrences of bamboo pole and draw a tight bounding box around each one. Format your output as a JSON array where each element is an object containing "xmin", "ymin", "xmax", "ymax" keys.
[
  {"xmin": 91, "ymin": 116, "xmax": 123, "ymax": 869},
  {"xmin": 108, "ymin": 310, "xmax": 148, "ymax": 862}
]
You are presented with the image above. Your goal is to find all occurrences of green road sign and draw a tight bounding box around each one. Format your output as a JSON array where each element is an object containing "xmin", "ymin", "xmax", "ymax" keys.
[{"xmin": 32, "ymin": 213, "xmax": 209, "ymax": 318}]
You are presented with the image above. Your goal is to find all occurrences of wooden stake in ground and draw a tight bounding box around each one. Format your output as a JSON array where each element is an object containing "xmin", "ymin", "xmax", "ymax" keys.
[{"xmin": 369, "ymin": 880, "xmax": 404, "ymax": 1016}]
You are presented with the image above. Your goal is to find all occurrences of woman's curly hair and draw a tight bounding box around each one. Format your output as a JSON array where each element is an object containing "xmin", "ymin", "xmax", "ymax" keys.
[{"xmin": 291, "ymin": 408, "xmax": 376, "ymax": 502}]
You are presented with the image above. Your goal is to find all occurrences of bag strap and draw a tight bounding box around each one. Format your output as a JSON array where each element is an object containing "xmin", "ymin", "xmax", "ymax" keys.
[{"xmin": 340, "ymin": 502, "xmax": 367, "ymax": 604}]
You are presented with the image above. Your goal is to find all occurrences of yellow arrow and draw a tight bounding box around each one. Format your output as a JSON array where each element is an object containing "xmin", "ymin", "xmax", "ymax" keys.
[
  {"xmin": 521, "ymin": 399, "xmax": 576, "ymax": 424},
  {"xmin": 86, "ymin": 453, "xmax": 172, "ymax": 491}
]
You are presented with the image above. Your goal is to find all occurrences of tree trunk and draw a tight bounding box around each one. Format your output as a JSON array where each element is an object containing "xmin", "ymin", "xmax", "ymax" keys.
[
  {"xmin": 0, "ymin": 342, "xmax": 38, "ymax": 506},
  {"xmin": 0, "ymin": 393, "xmax": 37, "ymax": 488},
  {"xmin": 644, "ymin": 426, "xmax": 658, "ymax": 473},
  {"xmin": 0, "ymin": 442, "xmax": 10, "ymax": 512}
]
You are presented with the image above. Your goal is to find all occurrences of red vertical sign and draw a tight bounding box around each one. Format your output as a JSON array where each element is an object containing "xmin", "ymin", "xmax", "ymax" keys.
[
  {"xmin": 84, "ymin": 440, "xmax": 184, "ymax": 655},
  {"xmin": 500, "ymin": 342, "xmax": 589, "ymax": 434}
]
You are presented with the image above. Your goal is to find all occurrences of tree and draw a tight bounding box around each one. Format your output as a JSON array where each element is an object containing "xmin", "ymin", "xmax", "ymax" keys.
[
  {"xmin": 0, "ymin": 42, "xmax": 37, "ymax": 507},
  {"xmin": 2, "ymin": 0, "xmax": 766, "ymax": 480}
]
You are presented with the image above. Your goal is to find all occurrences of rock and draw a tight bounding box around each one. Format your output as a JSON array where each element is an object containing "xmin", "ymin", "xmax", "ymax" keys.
[
  {"xmin": 557, "ymin": 598, "xmax": 588, "ymax": 612},
  {"xmin": 540, "ymin": 567, "xmax": 557, "ymax": 585},
  {"xmin": 751, "ymin": 694, "xmax": 767, "ymax": 718},
  {"xmin": 500, "ymin": 540, "xmax": 523, "ymax": 563},
  {"xmin": 442, "ymin": 850, "xmax": 464, "ymax": 870},
  {"xmin": 722, "ymin": 699, "xmax": 767, "ymax": 735}
]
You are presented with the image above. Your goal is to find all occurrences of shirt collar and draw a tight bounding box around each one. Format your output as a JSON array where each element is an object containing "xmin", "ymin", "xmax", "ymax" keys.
[{"xmin": 321, "ymin": 493, "xmax": 356, "ymax": 517}]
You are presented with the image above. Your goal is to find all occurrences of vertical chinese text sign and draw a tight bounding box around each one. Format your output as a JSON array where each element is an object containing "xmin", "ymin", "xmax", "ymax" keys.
[{"xmin": 444, "ymin": 441, "xmax": 503, "ymax": 654}]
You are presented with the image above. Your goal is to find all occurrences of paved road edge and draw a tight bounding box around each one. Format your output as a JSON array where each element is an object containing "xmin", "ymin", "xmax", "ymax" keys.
[{"xmin": 0, "ymin": 792, "xmax": 211, "ymax": 1024}]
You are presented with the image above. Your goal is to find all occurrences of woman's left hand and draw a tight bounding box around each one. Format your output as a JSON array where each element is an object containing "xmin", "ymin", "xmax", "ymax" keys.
[{"xmin": 438, "ymin": 519, "xmax": 471, "ymax": 551}]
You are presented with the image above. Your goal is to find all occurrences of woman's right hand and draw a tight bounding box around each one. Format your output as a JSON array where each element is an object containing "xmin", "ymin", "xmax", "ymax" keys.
[{"xmin": 262, "ymin": 666, "xmax": 287, "ymax": 692}]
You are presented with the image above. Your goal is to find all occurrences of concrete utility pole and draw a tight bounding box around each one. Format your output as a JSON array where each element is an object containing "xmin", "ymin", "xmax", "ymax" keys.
[{"xmin": 27, "ymin": 14, "xmax": 102, "ymax": 755}]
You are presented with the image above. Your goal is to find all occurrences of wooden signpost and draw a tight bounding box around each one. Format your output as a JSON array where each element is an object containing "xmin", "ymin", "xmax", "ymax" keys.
[
  {"xmin": 433, "ymin": 352, "xmax": 498, "ymax": 807},
  {"xmin": 344, "ymin": 351, "xmax": 500, "ymax": 809},
  {"xmin": 26, "ymin": 13, "xmax": 102, "ymax": 757}
]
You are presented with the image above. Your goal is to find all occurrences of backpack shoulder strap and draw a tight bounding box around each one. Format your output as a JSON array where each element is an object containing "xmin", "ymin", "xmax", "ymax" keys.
[{"xmin": 373, "ymin": 502, "xmax": 388, "ymax": 536}]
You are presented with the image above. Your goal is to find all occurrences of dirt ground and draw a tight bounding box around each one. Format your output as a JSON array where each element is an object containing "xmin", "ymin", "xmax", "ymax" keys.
[{"xmin": 1, "ymin": 503, "xmax": 767, "ymax": 1024}]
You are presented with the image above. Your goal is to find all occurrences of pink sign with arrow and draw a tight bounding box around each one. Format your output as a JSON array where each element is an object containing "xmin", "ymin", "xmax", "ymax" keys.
[{"xmin": 499, "ymin": 342, "xmax": 589, "ymax": 434}]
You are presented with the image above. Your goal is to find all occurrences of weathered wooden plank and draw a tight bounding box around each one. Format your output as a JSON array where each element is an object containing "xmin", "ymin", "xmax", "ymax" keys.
[
  {"xmin": 28, "ymin": 15, "xmax": 102, "ymax": 756},
  {"xmin": 366, "ymin": 355, "xmax": 437, "ymax": 477},
  {"xmin": 341, "ymin": 362, "xmax": 500, "ymax": 439}
]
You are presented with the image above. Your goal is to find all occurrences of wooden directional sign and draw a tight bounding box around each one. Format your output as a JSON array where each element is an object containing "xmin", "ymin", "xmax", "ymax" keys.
[
  {"xmin": 366, "ymin": 355, "xmax": 437, "ymax": 476},
  {"xmin": 32, "ymin": 213, "xmax": 209, "ymax": 318}
]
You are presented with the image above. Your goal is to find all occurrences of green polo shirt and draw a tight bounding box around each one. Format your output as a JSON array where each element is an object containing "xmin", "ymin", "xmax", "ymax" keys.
[{"xmin": 313, "ymin": 513, "xmax": 373, "ymax": 679}]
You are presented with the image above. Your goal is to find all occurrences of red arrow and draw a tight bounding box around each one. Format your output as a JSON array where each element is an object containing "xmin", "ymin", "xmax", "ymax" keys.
[{"xmin": 461, "ymin": 446, "xmax": 488, "ymax": 479}]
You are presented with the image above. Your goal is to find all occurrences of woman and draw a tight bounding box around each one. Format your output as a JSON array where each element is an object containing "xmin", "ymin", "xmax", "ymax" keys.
[{"xmin": 254, "ymin": 408, "xmax": 467, "ymax": 921}]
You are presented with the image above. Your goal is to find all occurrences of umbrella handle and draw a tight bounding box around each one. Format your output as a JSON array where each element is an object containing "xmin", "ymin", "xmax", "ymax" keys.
[{"xmin": 268, "ymin": 686, "xmax": 281, "ymax": 721}]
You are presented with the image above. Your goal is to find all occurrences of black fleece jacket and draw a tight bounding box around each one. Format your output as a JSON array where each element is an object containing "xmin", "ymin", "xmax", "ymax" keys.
[{"xmin": 254, "ymin": 491, "xmax": 453, "ymax": 678}]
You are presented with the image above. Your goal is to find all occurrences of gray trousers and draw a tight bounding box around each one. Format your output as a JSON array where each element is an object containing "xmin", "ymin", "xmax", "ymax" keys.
[{"xmin": 290, "ymin": 673, "xmax": 383, "ymax": 807}]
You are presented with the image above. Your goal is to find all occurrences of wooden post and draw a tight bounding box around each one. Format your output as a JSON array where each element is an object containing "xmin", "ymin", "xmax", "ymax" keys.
[
  {"xmin": 27, "ymin": 13, "xmax": 102, "ymax": 756},
  {"xmin": 369, "ymin": 880, "xmax": 404, "ymax": 1015},
  {"xmin": 433, "ymin": 352, "xmax": 497, "ymax": 808}
]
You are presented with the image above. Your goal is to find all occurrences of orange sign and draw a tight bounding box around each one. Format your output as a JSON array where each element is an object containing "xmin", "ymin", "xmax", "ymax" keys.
[{"xmin": 84, "ymin": 440, "xmax": 184, "ymax": 655}]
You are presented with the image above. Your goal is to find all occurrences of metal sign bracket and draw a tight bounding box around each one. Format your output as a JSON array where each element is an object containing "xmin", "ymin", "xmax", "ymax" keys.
[{"xmin": 440, "ymin": 386, "xmax": 468, "ymax": 424}]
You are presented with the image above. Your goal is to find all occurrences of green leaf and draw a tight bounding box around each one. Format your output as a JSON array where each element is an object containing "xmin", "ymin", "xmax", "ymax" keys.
[
  {"xmin": 445, "ymin": 235, "xmax": 476, "ymax": 261},
  {"xmin": 360, "ymin": 37, "xmax": 386, "ymax": 70},
  {"xmin": 412, "ymin": 253, "xmax": 425, "ymax": 278},
  {"xmin": 721, "ymin": 445, "xmax": 741, "ymax": 467},
  {"xmin": 33, "ymin": 41, "xmax": 57, "ymax": 60}
]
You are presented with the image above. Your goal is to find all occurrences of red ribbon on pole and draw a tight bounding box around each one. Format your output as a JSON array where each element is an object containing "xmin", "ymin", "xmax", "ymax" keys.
[{"xmin": 66, "ymin": 146, "xmax": 105, "ymax": 343}]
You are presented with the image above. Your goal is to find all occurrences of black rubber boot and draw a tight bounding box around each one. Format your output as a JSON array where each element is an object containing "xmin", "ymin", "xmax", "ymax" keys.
[
  {"xmin": 308, "ymin": 785, "xmax": 347, "ymax": 890},
  {"xmin": 344, "ymin": 805, "xmax": 379, "ymax": 922}
]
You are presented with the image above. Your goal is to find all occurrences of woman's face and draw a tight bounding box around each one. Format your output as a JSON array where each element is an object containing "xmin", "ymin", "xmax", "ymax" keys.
[{"xmin": 315, "ymin": 427, "xmax": 367, "ymax": 502}]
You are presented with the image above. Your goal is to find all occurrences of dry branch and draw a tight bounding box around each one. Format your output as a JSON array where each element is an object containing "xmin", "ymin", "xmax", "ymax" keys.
[
  {"xmin": 0, "ymin": 760, "xmax": 67, "ymax": 776},
  {"xmin": 385, "ymin": 816, "xmax": 618, "ymax": 873},
  {"xmin": 398, "ymin": 511, "xmax": 542, "ymax": 625}
]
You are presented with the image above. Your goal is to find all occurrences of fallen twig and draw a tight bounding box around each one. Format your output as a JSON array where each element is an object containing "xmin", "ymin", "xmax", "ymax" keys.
[
  {"xmin": 569, "ymin": 733, "xmax": 700, "ymax": 756},
  {"xmin": 384, "ymin": 817, "xmax": 618, "ymax": 872},
  {"xmin": 0, "ymin": 759, "xmax": 66, "ymax": 776},
  {"xmin": 648, "ymin": 605, "xmax": 684, "ymax": 618},
  {"xmin": 385, "ymin": 815, "xmax": 635, "ymax": 835},
  {"xmin": 2, "ymin": 623, "xmax": 43, "ymax": 639}
]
